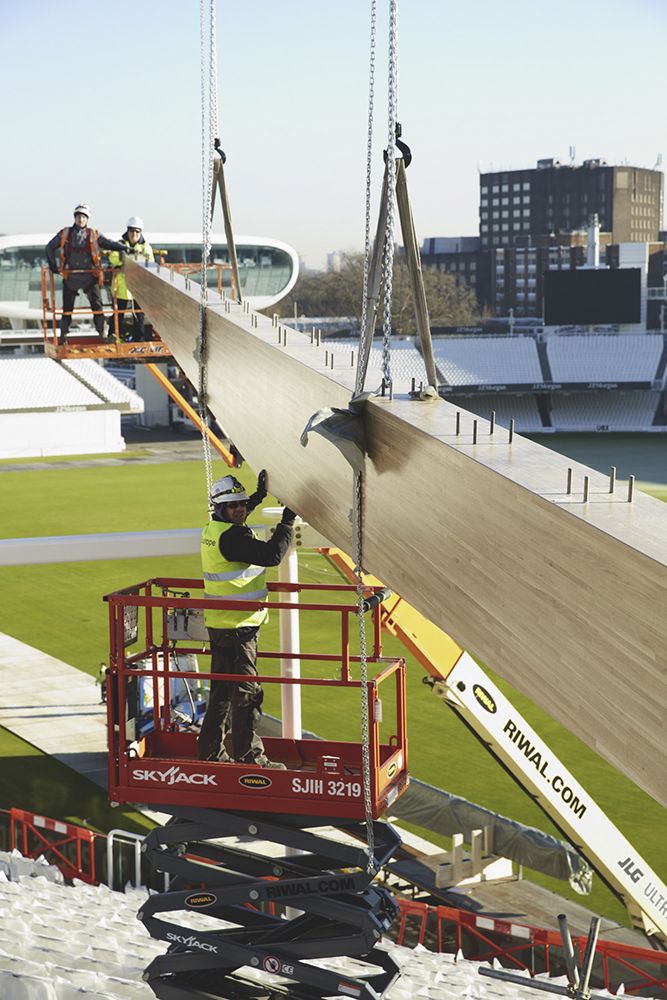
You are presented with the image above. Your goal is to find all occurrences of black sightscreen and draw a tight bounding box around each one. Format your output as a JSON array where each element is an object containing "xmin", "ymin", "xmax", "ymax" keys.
[{"xmin": 544, "ymin": 268, "xmax": 641, "ymax": 325}]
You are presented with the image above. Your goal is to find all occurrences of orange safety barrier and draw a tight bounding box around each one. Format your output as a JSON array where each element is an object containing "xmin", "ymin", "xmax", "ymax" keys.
[
  {"xmin": 393, "ymin": 898, "xmax": 667, "ymax": 997},
  {"xmin": 9, "ymin": 807, "xmax": 97, "ymax": 884}
]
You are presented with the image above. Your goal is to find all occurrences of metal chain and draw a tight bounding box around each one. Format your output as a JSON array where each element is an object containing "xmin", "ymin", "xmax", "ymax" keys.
[
  {"xmin": 380, "ymin": 0, "xmax": 398, "ymax": 386},
  {"xmin": 198, "ymin": 0, "xmax": 216, "ymax": 511},
  {"xmin": 350, "ymin": 0, "xmax": 386, "ymax": 874},
  {"xmin": 355, "ymin": 0, "xmax": 377, "ymax": 399},
  {"xmin": 353, "ymin": 470, "xmax": 376, "ymax": 872}
]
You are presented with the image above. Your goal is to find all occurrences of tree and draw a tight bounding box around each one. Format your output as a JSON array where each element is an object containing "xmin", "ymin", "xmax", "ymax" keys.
[{"xmin": 272, "ymin": 252, "xmax": 479, "ymax": 333}]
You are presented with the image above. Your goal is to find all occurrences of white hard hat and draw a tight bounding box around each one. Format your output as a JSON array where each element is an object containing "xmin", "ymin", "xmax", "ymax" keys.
[
  {"xmin": 210, "ymin": 476, "xmax": 249, "ymax": 505},
  {"xmin": 127, "ymin": 216, "xmax": 144, "ymax": 230},
  {"xmin": 74, "ymin": 203, "xmax": 90, "ymax": 218}
]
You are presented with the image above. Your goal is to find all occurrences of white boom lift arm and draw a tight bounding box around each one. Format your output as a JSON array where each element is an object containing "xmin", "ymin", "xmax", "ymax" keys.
[{"xmin": 429, "ymin": 652, "xmax": 667, "ymax": 945}]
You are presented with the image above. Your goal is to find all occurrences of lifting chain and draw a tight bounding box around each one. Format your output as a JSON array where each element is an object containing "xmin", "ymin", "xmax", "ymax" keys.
[
  {"xmin": 356, "ymin": 0, "xmax": 377, "ymax": 400},
  {"xmin": 354, "ymin": 0, "xmax": 400, "ymax": 873},
  {"xmin": 197, "ymin": 0, "xmax": 218, "ymax": 511},
  {"xmin": 380, "ymin": 0, "xmax": 398, "ymax": 388}
]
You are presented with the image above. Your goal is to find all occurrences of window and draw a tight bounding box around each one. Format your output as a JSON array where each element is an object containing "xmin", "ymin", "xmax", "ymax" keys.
[
  {"xmin": 481, "ymin": 186, "xmax": 488, "ymax": 195},
  {"xmin": 502, "ymin": 198, "xmax": 509, "ymax": 206},
  {"xmin": 492, "ymin": 198, "xmax": 499, "ymax": 207},
  {"xmin": 481, "ymin": 224, "xmax": 488, "ymax": 232},
  {"xmin": 523, "ymin": 208, "xmax": 530, "ymax": 217},
  {"xmin": 513, "ymin": 183, "xmax": 521, "ymax": 192},
  {"xmin": 523, "ymin": 194, "xmax": 531, "ymax": 204},
  {"xmin": 502, "ymin": 184, "xmax": 509, "ymax": 193},
  {"xmin": 492, "ymin": 185, "xmax": 499, "ymax": 193},
  {"xmin": 502, "ymin": 210, "xmax": 509, "ymax": 218},
  {"xmin": 523, "ymin": 182, "xmax": 530, "ymax": 191}
]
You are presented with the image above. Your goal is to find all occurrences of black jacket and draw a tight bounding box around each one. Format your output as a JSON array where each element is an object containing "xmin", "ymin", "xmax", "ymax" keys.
[{"xmin": 214, "ymin": 488, "xmax": 293, "ymax": 565}]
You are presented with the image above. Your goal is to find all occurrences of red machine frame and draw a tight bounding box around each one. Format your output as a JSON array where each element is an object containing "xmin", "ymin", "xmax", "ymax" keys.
[{"xmin": 104, "ymin": 578, "xmax": 409, "ymax": 820}]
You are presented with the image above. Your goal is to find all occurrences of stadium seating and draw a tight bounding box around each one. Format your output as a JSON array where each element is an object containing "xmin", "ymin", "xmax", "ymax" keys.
[
  {"xmin": 456, "ymin": 393, "xmax": 543, "ymax": 432},
  {"xmin": 0, "ymin": 358, "xmax": 101, "ymax": 411},
  {"xmin": 63, "ymin": 360, "xmax": 143, "ymax": 410},
  {"xmin": 432, "ymin": 337, "xmax": 543, "ymax": 385},
  {"xmin": 547, "ymin": 335, "xmax": 663, "ymax": 382},
  {"xmin": 0, "ymin": 860, "xmax": 605, "ymax": 1000},
  {"xmin": 550, "ymin": 391, "xmax": 661, "ymax": 430}
]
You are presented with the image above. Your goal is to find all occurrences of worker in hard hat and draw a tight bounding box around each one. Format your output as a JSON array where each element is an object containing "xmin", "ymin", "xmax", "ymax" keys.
[
  {"xmin": 107, "ymin": 216, "xmax": 154, "ymax": 341},
  {"xmin": 198, "ymin": 470, "xmax": 296, "ymax": 769},
  {"xmin": 45, "ymin": 205, "xmax": 127, "ymax": 345}
]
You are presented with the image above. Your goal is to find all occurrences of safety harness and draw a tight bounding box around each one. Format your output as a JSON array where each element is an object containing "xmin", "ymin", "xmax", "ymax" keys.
[{"xmin": 58, "ymin": 226, "xmax": 104, "ymax": 286}]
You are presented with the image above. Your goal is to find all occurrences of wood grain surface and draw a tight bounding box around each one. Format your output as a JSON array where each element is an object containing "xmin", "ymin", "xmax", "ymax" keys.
[{"xmin": 127, "ymin": 260, "xmax": 667, "ymax": 808}]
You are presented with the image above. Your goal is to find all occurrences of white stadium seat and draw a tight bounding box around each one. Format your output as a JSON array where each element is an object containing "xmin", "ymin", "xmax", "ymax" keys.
[{"xmin": 547, "ymin": 334, "xmax": 663, "ymax": 382}]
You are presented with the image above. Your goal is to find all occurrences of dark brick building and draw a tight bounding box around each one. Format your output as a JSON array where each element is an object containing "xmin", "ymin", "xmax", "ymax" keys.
[{"xmin": 479, "ymin": 159, "xmax": 663, "ymax": 250}]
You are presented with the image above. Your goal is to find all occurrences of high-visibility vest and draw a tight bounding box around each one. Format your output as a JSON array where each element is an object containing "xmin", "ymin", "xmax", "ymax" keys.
[
  {"xmin": 201, "ymin": 520, "xmax": 268, "ymax": 629},
  {"xmin": 108, "ymin": 239, "xmax": 154, "ymax": 300}
]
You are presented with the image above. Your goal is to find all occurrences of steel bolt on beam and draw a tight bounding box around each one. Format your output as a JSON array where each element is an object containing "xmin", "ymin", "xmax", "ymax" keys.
[
  {"xmin": 609, "ymin": 466, "xmax": 616, "ymax": 494},
  {"xmin": 628, "ymin": 475, "xmax": 635, "ymax": 502},
  {"xmin": 473, "ymin": 419, "xmax": 478, "ymax": 445},
  {"xmin": 283, "ymin": 329, "xmax": 288, "ymax": 346},
  {"xmin": 411, "ymin": 377, "xmax": 416, "ymax": 392},
  {"xmin": 583, "ymin": 476, "xmax": 589, "ymax": 503},
  {"xmin": 509, "ymin": 418, "xmax": 515, "ymax": 443},
  {"xmin": 277, "ymin": 328, "xmax": 281, "ymax": 343},
  {"xmin": 381, "ymin": 379, "xmax": 386, "ymax": 397},
  {"xmin": 567, "ymin": 468, "xmax": 573, "ymax": 495},
  {"xmin": 324, "ymin": 350, "xmax": 329, "ymax": 366},
  {"xmin": 490, "ymin": 410, "xmax": 496, "ymax": 435},
  {"xmin": 455, "ymin": 411, "xmax": 461, "ymax": 435},
  {"xmin": 351, "ymin": 351, "xmax": 355, "ymax": 367},
  {"xmin": 330, "ymin": 354, "xmax": 334, "ymax": 370},
  {"xmin": 316, "ymin": 330, "xmax": 321, "ymax": 347},
  {"xmin": 389, "ymin": 381, "xmax": 394, "ymax": 401}
]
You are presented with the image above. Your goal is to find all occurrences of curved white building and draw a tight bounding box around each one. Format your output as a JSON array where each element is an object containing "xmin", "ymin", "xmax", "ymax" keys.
[{"xmin": 0, "ymin": 232, "xmax": 299, "ymax": 322}]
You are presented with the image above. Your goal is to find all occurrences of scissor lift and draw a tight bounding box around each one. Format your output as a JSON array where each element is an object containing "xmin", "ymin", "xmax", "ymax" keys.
[{"xmin": 104, "ymin": 577, "xmax": 409, "ymax": 1000}]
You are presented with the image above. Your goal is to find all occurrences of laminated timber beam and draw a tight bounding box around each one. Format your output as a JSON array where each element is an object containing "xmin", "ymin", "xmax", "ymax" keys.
[{"xmin": 127, "ymin": 260, "xmax": 667, "ymax": 808}]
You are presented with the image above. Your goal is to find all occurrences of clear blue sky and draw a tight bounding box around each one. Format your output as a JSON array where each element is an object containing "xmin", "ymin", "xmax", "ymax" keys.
[{"xmin": 1, "ymin": 0, "xmax": 665, "ymax": 268}]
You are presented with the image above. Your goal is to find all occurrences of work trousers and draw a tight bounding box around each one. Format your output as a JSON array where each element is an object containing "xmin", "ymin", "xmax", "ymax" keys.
[
  {"xmin": 197, "ymin": 626, "xmax": 265, "ymax": 763},
  {"xmin": 61, "ymin": 280, "xmax": 104, "ymax": 337},
  {"xmin": 112, "ymin": 298, "xmax": 146, "ymax": 341}
]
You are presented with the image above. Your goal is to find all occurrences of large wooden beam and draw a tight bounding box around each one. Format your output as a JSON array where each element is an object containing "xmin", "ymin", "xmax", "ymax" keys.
[{"xmin": 127, "ymin": 261, "xmax": 667, "ymax": 807}]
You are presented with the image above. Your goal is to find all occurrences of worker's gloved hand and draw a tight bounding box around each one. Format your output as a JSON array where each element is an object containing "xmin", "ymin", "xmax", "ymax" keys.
[
  {"xmin": 281, "ymin": 507, "xmax": 297, "ymax": 525},
  {"xmin": 256, "ymin": 469, "xmax": 268, "ymax": 500}
]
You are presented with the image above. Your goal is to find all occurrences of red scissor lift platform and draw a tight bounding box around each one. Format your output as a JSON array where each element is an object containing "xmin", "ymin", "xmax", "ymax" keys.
[{"xmin": 105, "ymin": 577, "xmax": 409, "ymax": 821}]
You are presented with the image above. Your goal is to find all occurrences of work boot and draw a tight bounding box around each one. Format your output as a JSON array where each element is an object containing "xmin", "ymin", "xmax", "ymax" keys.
[
  {"xmin": 237, "ymin": 754, "xmax": 286, "ymax": 770},
  {"xmin": 59, "ymin": 333, "xmax": 68, "ymax": 346}
]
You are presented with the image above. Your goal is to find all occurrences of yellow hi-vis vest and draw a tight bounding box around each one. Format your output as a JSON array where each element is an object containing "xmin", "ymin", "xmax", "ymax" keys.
[{"xmin": 201, "ymin": 520, "xmax": 268, "ymax": 629}]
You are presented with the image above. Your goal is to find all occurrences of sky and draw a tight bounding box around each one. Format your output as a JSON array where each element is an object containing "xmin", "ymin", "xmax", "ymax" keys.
[{"xmin": 1, "ymin": 0, "xmax": 665, "ymax": 269}]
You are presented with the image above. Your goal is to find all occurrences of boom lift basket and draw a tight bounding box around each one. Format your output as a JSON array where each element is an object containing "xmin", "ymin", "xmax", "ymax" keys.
[
  {"xmin": 41, "ymin": 262, "xmax": 234, "ymax": 361},
  {"xmin": 104, "ymin": 577, "xmax": 409, "ymax": 821}
]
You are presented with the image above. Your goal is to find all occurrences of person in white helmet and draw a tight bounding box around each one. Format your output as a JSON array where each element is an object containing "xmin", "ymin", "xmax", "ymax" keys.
[
  {"xmin": 198, "ymin": 469, "xmax": 296, "ymax": 768},
  {"xmin": 45, "ymin": 205, "xmax": 127, "ymax": 345},
  {"xmin": 107, "ymin": 216, "xmax": 154, "ymax": 341}
]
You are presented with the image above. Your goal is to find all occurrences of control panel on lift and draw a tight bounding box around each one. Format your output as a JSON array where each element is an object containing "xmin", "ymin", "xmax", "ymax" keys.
[{"xmin": 104, "ymin": 577, "xmax": 409, "ymax": 821}]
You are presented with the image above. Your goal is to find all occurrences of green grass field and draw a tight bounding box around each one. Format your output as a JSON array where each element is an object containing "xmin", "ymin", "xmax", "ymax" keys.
[{"xmin": 0, "ymin": 445, "xmax": 665, "ymax": 926}]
